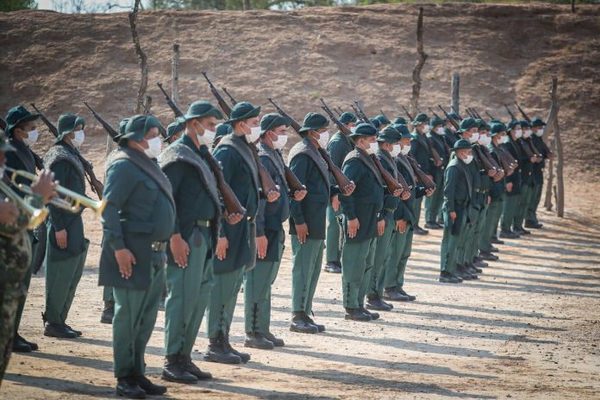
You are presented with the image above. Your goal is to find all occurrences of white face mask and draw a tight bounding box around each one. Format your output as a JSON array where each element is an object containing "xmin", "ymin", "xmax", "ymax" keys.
[
  {"xmin": 24, "ymin": 129, "xmax": 39, "ymax": 146},
  {"xmin": 523, "ymin": 129, "xmax": 532, "ymax": 139},
  {"xmin": 501, "ymin": 135, "xmax": 510, "ymax": 144},
  {"xmin": 478, "ymin": 135, "xmax": 491, "ymax": 146},
  {"xmin": 400, "ymin": 144, "xmax": 411, "ymax": 156},
  {"xmin": 197, "ymin": 125, "xmax": 216, "ymax": 147},
  {"xmin": 246, "ymin": 126, "xmax": 262, "ymax": 144},
  {"xmin": 468, "ymin": 132, "xmax": 480, "ymax": 144},
  {"xmin": 317, "ymin": 130, "xmax": 330, "ymax": 148},
  {"xmin": 144, "ymin": 136, "xmax": 162, "ymax": 159},
  {"xmin": 463, "ymin": 154, "xmax": 473, "ymax": 165},
  {"xmin": 534, "ymin": 129, "xmax": 544, "ymax": 137},
  {"xmin": 72, "ymin": 130, "xmax": 85, "ymax": 148},
  {"xmin": 272, "ymin": 134, "xmax": 288, "ymax": 150},
  {"xmin": 514, "ymin": 129, "xmax": 523, "ymax": 139},
  {"xmin": 366, "ymin": 141, "xmax": 378, "ymax": 155},
  {"xmin": 435, "ymin": 127, "xmax": 445, "ymax": 135},
  {"xmin": 390, "ymin": 144, "xmax": 402, "ymax": 157},
  {"xmin": 422, "ymin": 124, "xmax": 431, "ymax": 133}
]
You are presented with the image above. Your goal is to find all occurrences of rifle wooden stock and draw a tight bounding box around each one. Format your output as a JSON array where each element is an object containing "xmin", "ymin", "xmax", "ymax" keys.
[
  {"xmin": 519, "ymin": 138, "xmax": 535, "ymax": 159},
  {"xmin": 494, "ymin": 146, "xmax": 517, "ymax": 176},
  {"xmin": 407, "ymin": 156, "xmax": 436, "ymax": 190},
  {"xmin": 201, "ymin": 148, "xmax": 247, "ymax": 216},
  {"xmin": 201, "ymin": 72, "xmax": 232, "ymax": 117},
  {"xmin": 426, "ymin": 137, "xmax": 443, "ymax": 167},
  {"xmin": 269, "ymin": 98, "xmax": 354, "ymax": 196},
  {"xmin": 370, "ymin": 153, "xmax": 405, "ymax": 196},
  {"xmin": 284, "ymin": 165, "xmax": 306, "ymax": 195},
  {"xmin": 473, "ymin": 145, "xmax": 497, "ymax": 174}
]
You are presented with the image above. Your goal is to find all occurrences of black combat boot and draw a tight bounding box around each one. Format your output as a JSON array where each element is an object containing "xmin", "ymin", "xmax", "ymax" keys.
[
  {"xmin": 203, "ymin": 335, "xmax": 241, "ymax": 364},
  {"xmin": 182, "ymin": 354, "xmax": 212, "ymax": 380},
  {"xmin": 290, "ymin": 312, "xmax": 318, "ymax": 334},
  {"xmin": 224, "ymin": 333, "xmax": 251, "ymax": 363},
  {"xmin": 116, "ymin": 377, "xmax": 146, "ymax": 399},
  {"xmin": 245, "ymin": 333, "xmax": 275, "ymax": 350},
  {"xmin": 263, "ymin": 331, "xmax": 285, "ymax": 347},
  {"xmin": 162, "ymin": 354, "xmax": 198, "ymax": 383},
  {"xmin": 135, "ymin": 375, "xmax": 167, "ymax": 395},
  {"xmin": 344, "ymin": 308, "xmax": 371, "ymax": 321},
  {"xmin": 101, "ymin": 301, "xmax": 114, "ymax": 324}
]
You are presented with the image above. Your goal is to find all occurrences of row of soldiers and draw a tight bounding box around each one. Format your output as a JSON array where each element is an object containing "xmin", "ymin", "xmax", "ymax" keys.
[{"xmin": 0, "ymin": 98, "xmax": 550, "ymax": 398}]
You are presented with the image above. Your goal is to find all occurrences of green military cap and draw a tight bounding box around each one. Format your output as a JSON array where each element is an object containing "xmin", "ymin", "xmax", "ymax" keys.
[
  {"xmin": 507, "ymin": 120, "xmax": 521, "ymax": 132},
  {"xmin": 298, "ymin": 112, "xmax": 329, "ymax": 134},
  {"xmin": 260, "ymin": 113, "xmax": 289, "ymax": 134},
  {"xmin": 451, "ymin": 138, "xmax": 472, "ymax": 151},
  {"xmin": 0, "ymin": 133, "xmax": 15, "ymax": 152},
  {"xmin": 5, "ymin": 105, "xmax": 39, "ymax": 137},
  {"xmin": 412, "ymin": 112, "xmax": 429, "ymax": 125},
  {"xmin": 349, "ymin": 122, "xmax": 378, "ymax": 138},
  {"xmin": 215, "ymin": 123, "xmax": 232, "ymax": 139},
  {"xmin": 489, "ymin": 122, "xmax": 507, "ymax": 136},
  {"xmin": 393, "ymin": 116, "xmax": 407, "ymax": 125},
  {"xmin": 373, "ymin": 114, "xmax": 391, "ymax": 126},
  {"xmin": 226, "ymin": 101, "xmax": 261, "ymax": 124},
  {"xmin": 369, "ymin": 118, "xmax": 381, "ymax": 130},
  {"xmin": 165, "ymin": 117, "xmax": 186, "ymax": 142},
  {"xmin": 120, "ymin": 114, "xmax": 164, "ymax": 143},
  {"xmin": 479, "ymin": 120, "xmax": 491, "ymax": 131},
  {"xmin": 459, "ymin": 117, "xmax": 478, "ymax": 132},
  {"xmin": 184, "ymin": 100, "xmax": 223, "ymax": 121},
  {"xmin": 530, "ymin": 117, "xmax": 546, "ymax": 127},
  {"xmin": 520, "ymin": 119, "xmax": 531, "ymax": 128},
  {"xmin": 489, "ymin": 118, "xmax": 503, "ymax": 125},
  {"xmin": 430, "ymin": 116, "xmax": 445, "ymax": 127},
  {"xmin": 377, "ymin": 125, "xmax": 402, "ymax": 143},
  {"xmin": 339, "ymin": 112, "xmax": 357, "ymax": 125},
  {"xmin": 56, "ymin": 113, "xmax": 85, "ymax": 143},
  {"xmin": 391, "ymin": 123, "xmax": 412, "ymax": 139}
]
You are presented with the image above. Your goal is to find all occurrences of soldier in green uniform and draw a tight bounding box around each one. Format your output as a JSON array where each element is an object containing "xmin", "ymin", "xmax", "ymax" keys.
[
  {"xmin": 512, "ymin": 120, "xmax": 538, "ymax": 236},
  {"xmin": 324, "ymin": 112, "xmax": 356, "ymax": 274},
  {"xmin": 288, "ymin": 112, "xmax": 336, "ymax": 334},
  {"xmin": 409, "ymin": 113, "xmax": 437, "ymax": 235},
  {"xmin": 158, "ymin": 101, "xmax": 229, "ymax": 383},
  {"xmin": 0, "ymin": 133, "xmax": 55, "ymax": 386},
  {"xmin": 99, "ymin": 114, "xmax": 175, "ymax": 398},
  {"xmin": 526, "ymin": 117, "xmax": 550, "ymax": 229},
  {"xmin": 439, "ymin": 138, "xmax": 474, "ymax": 284},
  {"xmin": 339, "ymin": 123, "xmax": 385, "ymax": 321},
  {"xmin": 206, "ymin": 101, "xmax": 273, "ymax": 364},
  {"xmin": 42, "ymin": 113, "xmax": 90, "ymax": 339},
  {"xmin": 444, "ymin": 113, "xmax": 461, "ymax": 147},
  {"xmin": 4, "ymin": 105, "xmax": 44, "ymax": 353},
  {"xmin": 383, "ymin": 124, "xmax": 428, "ymax": 301},
  {"xmin": 245, "ymin": 113, "xmax": 306, "ymax": 349},
  {"xmin": 164, "ymin": 118, "xmax": 185, "ymax": 144},
  {"xmin": 500, "ymin": 121, "xmax": 526, "ymax": 239},
  {"xmin": 425, "ymin": 116, "xmax": 450, "ymax": 229}
]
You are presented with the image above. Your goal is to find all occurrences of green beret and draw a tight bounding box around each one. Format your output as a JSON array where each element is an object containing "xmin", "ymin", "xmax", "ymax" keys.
[
  {"xmin": 165, "ymin": 117, "xmax": 186, "ymax": 142},
  {"xmin": 490, "ymin": 123, "xmax": 507, "ymax": 136},
  {"xmin": 369, "ymin": 118, "xmax": 381, "ymax": 130},
  {"xmin": 430, "ymin": 116, "xmax": 445, "ymax": 127},
  {"xmin": 260, "ymin": 113, "xmax": 289, "ymax": 134},
  {"xmin": 393, "ymin": 116, "xmax": 407, "ymax": 125},
  {"xmin": 392, "ymin": 123, "xmax": 411, "ymax": 139},
  {"xmin": 349, "ymin": 122, "xmax": 378, "ymax": 138},
  {"xmin": 373, "ymin": 114, "xmax": 391, "ymax": 126},
  {"xmin": 184, "ymin": 101, "xmax": 223, "ymax": 121},
  {"xmin": 56, "ymin": 113, "xmax": 85, "ymax": 143},
  {"xmin": 412, "ymin": 112, "xmax": 429, "ymax": 125},
  {"xmin": 459, "ymin": 117, "xmax": 478, "ymax": 133},
  {"xmin": 120, "ymin": 114, "xmax": 164, "ymax": 143},
  {"xmin": 226, "ymin": 101, "xmax": 261, "ymax": 124},
  {"xmin": 339, "ymin": 112, "xmax": 357, "ymax": 125},
  {"xmin": 0, "ymin": 133, "xmax": 15, "ymax": 152},
  {"xmin": 531, "ymin": 117, "xmax": 546, "ymax": 127},
  {"xmin": 5, "ymin": 105, "xmax": 39, "ymax": 137},
  {"xmin": 216, "ymin": 123, "xmax": 233, "ymax": 138},
  {"xmin": 298, "ymin": 112, "xmax": 329, "ymax": 134},
  {"xmin": 507, "ymin": 120, "xmax": 521, "ymax": 132},
  {"xmin": 377, "ymin": 125, "xmax": 402, "ymax": 143},
  {"xmin": 452, "ymin": 138, "xmax": 472, "ymax": 151}
]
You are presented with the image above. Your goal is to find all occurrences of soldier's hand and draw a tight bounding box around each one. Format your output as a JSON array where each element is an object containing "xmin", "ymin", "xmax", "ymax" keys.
[
  {"xmin": 450, "ymin": 211, "xmax": 457, "ymax": 221},
  {"xmin": 216, "ymin": 237, "xmax": 229, "ymax": 261},
  {"xmin": 331, "ymin": 195, "xmax": 340, "ymax": 212},
  {"xmin": 226, "ymin": 212, "xmax": 244, "ymax": 225},
  {"xmin": 377, "ymin": 219, "xmax": 385, "ymax": 236},
  {"xmin": 55, "ymin": 229, "xmax": 68, "ymax": 249},
  {"xmin": 295, "ymin": 223, "xmax": 309, "ymax": 244},
  {"xmin": 0, "ymin": 200, "xmax": 19, "ymax": 226},
  {"xmin": 341, "ymin": 182, "xmax": 356, "ymax": 196},
  {"xmin": 266, "ymin": 189, "xmax": 280, "ymax": 203},
  {"xmin": 115, "ymin": 248, "xmax": 136, "ymax": 279},
  {"xmin": 170, "ymin": 233, "xmax": 190, "ymax": 268},
  {"xmin": 425, "ymin": 187, "xmax": 435, "ymax": 197},
  {"xmin": 506, "ymin": 182, "xmax": 513, "ymax": 193},
  {"xmin": 256, "ymin": 235, "xmax": 268, "ymax": 259},
  {"xmin": 31, "ymin": 170, "xmax": 57, "ymax": 205},
  {"xmin": 347, "ymin": 218, "xmax": 360, "ymax": 239},
  {"xmin": 293, "ymin": 188, "xmax": 307, "ymax": 202},
  {"xmin": 487, "ymin": 169, "xmax": 496, "ymax": 178},
  {"xmin": 401, "ymin": 190, "xmax": 412, "ymax": 201},
  {"xmin": 392, "ymin": 188, "xmax": 402, "ymax": 197},
  {"xmin": 395, "ymin": 219, "xmax": 407, "ymax": 233}
]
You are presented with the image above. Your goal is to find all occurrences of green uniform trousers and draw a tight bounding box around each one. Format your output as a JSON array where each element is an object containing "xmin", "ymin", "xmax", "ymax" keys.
[
  {"xmin": 467, "ymin": 206, "xmax": 487, "ymax": 261},
  {"xmin": 480, "ymin": 197, "xmax": 504, "ymax": 253},
  {"xmin": 514, "ymin": 184, "xmax": 534, "ymax": 230},
  {"xmin": 413, "ymin": 196, "xmax": 424, "ymax": 227},
  {"xmin": 501, "ymin": 194, "xmax": 520, "ymax": 232},
  {"xmin": 103, "ymin": 286, "xmax": 114, "ymax": 303},
  {"xmin": 425, "ymin": 173, "xmax": 444, "ymax": 224},
  {"xmin": 164, "ymin": 227, "xmax": 213, "ymax": 357},
  {"xmin": 112, "ymin": 252, "xmax": 165, "ymax": 378},
  {"xmin": 44, "ymin": 241, "xmax": 89, "ymax": 325},
  {"xmin": 369, "ymin": 217, "xmax": 395, "ymax": 298},
  {"xmin": 384, "ymin": 228, "xmax": 414, "ymax": 290},
  {"xmin": 291, "ymin": 236, "xmax": 324, "ymax": 314},
  {"xmin": 325, "ymin": 205, "xmax": 342, "ymax": 264},
  {"xmin": 206, "ymin": 267, "xmax": 244, "ymax": 339},
  {"xmin": 526, "ymin": 182, "xmax": 543, "ymax": 224},
  {"xmin": 440, "ymin": 212, "xmax": 466, "ymax": 274},
  {"xmin": 244, "ymin": 231, "xmax": 284, "ymax": 334},
  {"xmin": 13, "ymin": 231, "xmax": 39, "ymax": 336},
  {"xmin": 341, "ymin": 238, "xmax": 376, "ymax": 309}
]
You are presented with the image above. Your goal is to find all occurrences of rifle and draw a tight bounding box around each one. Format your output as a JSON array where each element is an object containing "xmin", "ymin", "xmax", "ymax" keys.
[
  {"xmin": 157, "ymin": 82, "xmax": 183, "ymax": 118},
  {"xmin": 0, "ymin": 117, "xmax": 6, "ymax": 131},
  {"xmin": 269, "ymin": 98, "xmax": 355, "ymax": 196},
  {"xmin": 485, "ymin": 111, "xmax": 496, "ymax": 120},
  {"xmin": 321, "ymin": 98, "xmax": 408, "ymax": 197},
  {"xmin": 335, "ymin": 106, "xmax": 344, "ymax": 116},
  {"xmin": 406, "ymin": 155, "xmax": 436, "ymax": 191},
  {"xmin": 83, "ymin": 101, "xmax": 120, "ymax": 142},
  {"xmin": 401, "ymin": 105, "xmax": 414, "ymax": 122},
  {"xmin": 350, "ymin": 104, "xmax": 368, "ymax": 123},
  {"xmin": 222, "ymin": 87, "xmax": 238, "ymax": 106},
  {"xmin": 492, "ymin": 145, "xmax": 517, "ymax": 177},
  {"xmin": 428, "ymin": 107, "xmax": 442, "ymax": 120},
  {"xmin": 438, "ymin": 105, "xmax": 460, "ymax": 131},
  {"xmin": 473, "ymin": 145, "xmax": 502, "ymax": 181},
  {"xmin": 31, "ymin": 103, "xmax": 104, "ymax": 198},
  {"xmin": 504, "ymin": 104, "xmax": 517, "ymax": 121},
  {"xmin": 450, "ymin": 106, "xmax": 462, "ymax": 120},
  {"xmin": 514, "ymin": 102, "xmax": 531, "ymax": 123},
  {"xmin": 201, "ymin": 72, "xmax": 233, "ymax": 117},
  {"xmin": 353, "ymin": 101, "xmax": 370, "ymax": 123}
]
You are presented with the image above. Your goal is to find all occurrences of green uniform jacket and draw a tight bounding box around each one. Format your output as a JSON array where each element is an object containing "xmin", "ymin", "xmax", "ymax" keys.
[
  {"xmin": 471, "ymin": 144, "xmax": 490, "ymax": 209},
  {"xmin": 488, "ymin": 143, "xmax": 506, "ymax": 200},
  {"xmin": 410, "ymin": 132, "xmax": 435, "ymax": 176},
  {"xmin": 44, "ymin": 142, "xmax": 87, "ymax": 261},
  {"xmin": 502, "ymin": 139, "xmax": 525, "ymax": 196},
  {"xmin": 375, "ymin": 148, "xmax": 400, "ymax": 221},
  {"xmin": 430, "ymin": 132, "xmax": 451, "ymax": 169},
  {"xmin": 444, "ymin": 128, "xmax": 460, "ymax": 148},
  {"xmin": 327, "ymin": 131, "xmax": 354, "ymax": 168},
  {"xmin": 256, "ymin": 142, "xmax": 290, "ymax": 262},
  {"xmin": 443, "ymin": 157, "xmax": 472, "ymax": 235},
  {"xmin": 288, "ymin": 138, "xmax": 331, "ymax": 240},
  {"xmin": 212, "ymin": 134, "xmax": 260, "ymax": 273},
  {"xmin": 99, "ymin": 147, "xmax": 175, "ymax": 290},
  {"xmin": 394, "ymin": 155, "xmax": 425, "ymax": 226},
  {"xmin": 6, "ymin": 138, "xmax": 40, "ymax": 194},
  {"xmin": 529, "ymin": 136, "xmax": 547, "ymax": 185},
  {"xmin": 517, "ymin": 138, "xmax": 534, "ymax": 186},
  {"xmin": 340, "ymin": 148, "xmax": 384, "ymax": 243}
]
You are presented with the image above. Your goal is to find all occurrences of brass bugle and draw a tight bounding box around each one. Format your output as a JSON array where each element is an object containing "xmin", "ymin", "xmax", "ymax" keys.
[
  {"xmin": 5, "ymin": 167, "xmax": 107, "ymax": 217},
  {"xmin": 0, "ymin": 179, "xmax": 49, "ymax": 229}
]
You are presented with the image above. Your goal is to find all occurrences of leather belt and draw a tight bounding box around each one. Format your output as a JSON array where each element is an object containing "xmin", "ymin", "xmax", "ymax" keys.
[
  {"xmin": 194, "ymin": 219, "xmax": 211, "ymax": 228},
  {"xmin": 151, "ymin": 241, "xmax": 167, "ymax": 252}
]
